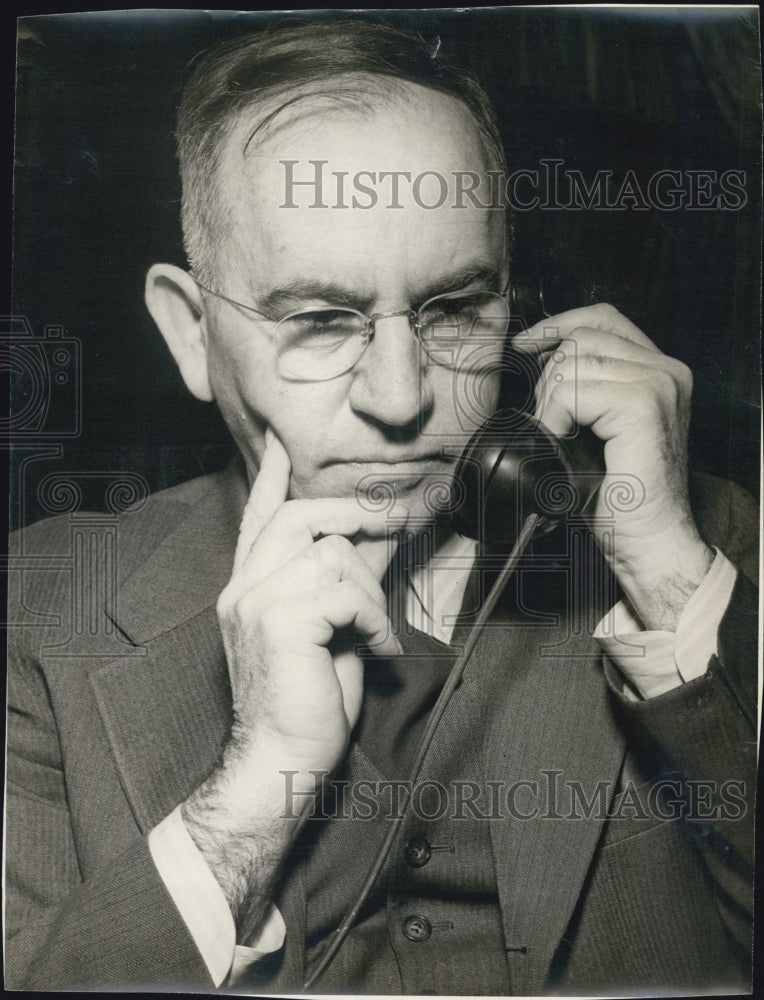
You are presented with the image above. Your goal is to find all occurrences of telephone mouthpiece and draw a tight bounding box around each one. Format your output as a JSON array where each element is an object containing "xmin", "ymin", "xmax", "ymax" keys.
[{"xmin": 450, "ymin": 408, "xmax": 605, "ymax": 548}]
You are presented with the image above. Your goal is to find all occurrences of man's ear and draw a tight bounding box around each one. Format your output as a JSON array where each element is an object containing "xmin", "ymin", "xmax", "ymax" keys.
[{"xmin": 144, "ymin": 263, "xmax": 213, "ymax": 402}]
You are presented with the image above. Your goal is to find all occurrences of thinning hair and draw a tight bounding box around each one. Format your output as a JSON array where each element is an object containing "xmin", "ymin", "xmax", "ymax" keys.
[{"xmin": 176, "ymin": 18, "xmax": 509, "ymax": 284}]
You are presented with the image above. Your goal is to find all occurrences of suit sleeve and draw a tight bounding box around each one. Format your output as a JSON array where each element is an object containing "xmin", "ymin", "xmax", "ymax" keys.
[
  {"xmin": 603, "ymin": 478, "xmax": 758, "ymax": 957},
  {"xmin": 5, "ymin": 639, "xmax": 214, "ymax": 991}
]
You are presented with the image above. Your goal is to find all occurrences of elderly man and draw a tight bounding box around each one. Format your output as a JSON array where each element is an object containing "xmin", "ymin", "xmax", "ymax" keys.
[{"xmin": 6, "ymin": 18, "xmax": 757, "ymax": 995}]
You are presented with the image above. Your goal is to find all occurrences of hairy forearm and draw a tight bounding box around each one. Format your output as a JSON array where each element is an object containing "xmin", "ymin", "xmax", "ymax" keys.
[
  {"xmin": 181, "ymin": 748, "xmax": 318, "ymax": 944},
  {"xmin": 610, "ymin": 522, "xmax": 715, "ymax": 631}
]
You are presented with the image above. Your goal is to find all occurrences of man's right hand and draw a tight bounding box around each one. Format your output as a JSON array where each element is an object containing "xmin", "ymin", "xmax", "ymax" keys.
[{"xmin": 181, "ymin": 428, "xmax": 404, "ymax": 940}]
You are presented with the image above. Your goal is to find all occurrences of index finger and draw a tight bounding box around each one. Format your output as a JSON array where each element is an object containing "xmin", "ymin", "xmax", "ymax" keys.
[
  {"xmin": 511, "ymin": 303, "xmax": 656, "ymax": 355},
  {"xmin": 233, "ymin": 427, "xmax": 292, "ymax": 573}
]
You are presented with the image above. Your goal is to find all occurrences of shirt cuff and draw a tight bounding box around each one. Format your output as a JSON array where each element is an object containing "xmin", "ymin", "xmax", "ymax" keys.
[
  {"xmin": 593, "ymin": 549, "xmax": 738, "ymax": 700},
  {"xmin": 148, "ymin": 805, "xmax": 286, "ymax": 987},
  {"xmin": 229, "ymin": 905, "xmax": 286, "ymax": 986}
]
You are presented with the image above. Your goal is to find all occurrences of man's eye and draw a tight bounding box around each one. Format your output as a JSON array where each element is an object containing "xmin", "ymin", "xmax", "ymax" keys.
[
  {"xmin": 281, "ymin": 310, "xmax": 362, "ymax": 350},
  {"xmin": 421, "ymin": 297, "xmax": 480, "ymax": 328},
  {"xmin": 297, "ymin": 310, "xmax": 357, "ymax": 333}
]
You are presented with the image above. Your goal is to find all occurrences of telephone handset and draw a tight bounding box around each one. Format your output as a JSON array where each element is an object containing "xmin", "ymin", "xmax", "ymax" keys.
[{"xmin": 450, "ymin": 407, "xmax": 606, "ymax": 548}]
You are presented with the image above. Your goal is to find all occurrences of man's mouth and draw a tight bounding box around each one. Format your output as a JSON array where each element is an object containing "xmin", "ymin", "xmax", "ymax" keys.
[
  {"xmin": 304, "ymin": 456, "xmax": 458, "ymax": 504},
  {"xmin": 332, "ymin": 457, "xmax": 457, "ymax": 509},
  {"xmin": 324, "ymin": 455, "xmax": 453, "ymax": 469}
]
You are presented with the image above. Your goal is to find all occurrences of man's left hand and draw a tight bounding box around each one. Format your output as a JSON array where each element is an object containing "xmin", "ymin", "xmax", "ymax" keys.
[{"xmin": 513, "ymin": 303, "xmax": 714, "ymax": 630}]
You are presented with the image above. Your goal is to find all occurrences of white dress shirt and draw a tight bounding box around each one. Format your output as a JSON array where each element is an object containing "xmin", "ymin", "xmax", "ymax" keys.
[{"xmin": 149, "ymin": 541, "xmax": 738, "ymax": 986}]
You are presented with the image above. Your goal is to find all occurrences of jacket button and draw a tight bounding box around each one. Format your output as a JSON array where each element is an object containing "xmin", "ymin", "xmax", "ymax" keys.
[
  {"xmin": 402, "ymin": 914, "xmax": 432, "ymax": 942},
  {"xmin": 404, "ymin": 836, "xmax": 431, "ymax": 868}
]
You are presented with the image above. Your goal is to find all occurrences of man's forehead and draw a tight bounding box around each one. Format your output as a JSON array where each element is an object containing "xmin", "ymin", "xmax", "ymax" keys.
[
  {"xmin": 209, "ymin": 78, "xmax": 506, "ymax": 298},
  {"xmin": 221, "ymin": 78, "xmax": 494, "ymax": 200}
]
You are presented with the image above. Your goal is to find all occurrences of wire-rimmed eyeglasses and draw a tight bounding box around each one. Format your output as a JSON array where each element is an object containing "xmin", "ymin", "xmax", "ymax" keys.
[{"xmin": 191, "ymin": 275, "xmax": 510, "ymax": 382}]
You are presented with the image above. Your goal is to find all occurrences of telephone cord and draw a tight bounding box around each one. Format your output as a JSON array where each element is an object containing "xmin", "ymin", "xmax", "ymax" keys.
[{"xmin": 302, "ymin": 512, "xmax": 540, "ymax": 991}]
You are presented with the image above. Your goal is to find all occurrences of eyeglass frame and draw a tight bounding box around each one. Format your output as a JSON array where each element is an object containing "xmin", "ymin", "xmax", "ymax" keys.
[{"xmin": 190, "ymin": 273, "xmax": 512, "ymax": 381}]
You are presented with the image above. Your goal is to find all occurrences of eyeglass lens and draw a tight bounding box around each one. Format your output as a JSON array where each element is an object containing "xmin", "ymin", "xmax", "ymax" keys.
[{"xmin": 275, "ymin": 291, "xmax": 509, "ymax": 381}]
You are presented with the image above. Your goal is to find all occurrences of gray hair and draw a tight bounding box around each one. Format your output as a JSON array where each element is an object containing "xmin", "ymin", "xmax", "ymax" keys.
[{"xmin": 176, "ymin": 18, "xmax": 509, "ymax": 284}]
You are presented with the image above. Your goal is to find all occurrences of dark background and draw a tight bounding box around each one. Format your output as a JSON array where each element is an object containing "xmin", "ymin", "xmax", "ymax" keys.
[{"xmin": 9, "ymin": 6, "xmax": 762, "ymax": 529}]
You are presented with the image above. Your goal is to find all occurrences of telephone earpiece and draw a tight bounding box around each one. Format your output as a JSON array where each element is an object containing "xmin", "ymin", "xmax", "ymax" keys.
[{"xmin": 450, "ymin": 408, "xmax": 605, "ymax": 548}]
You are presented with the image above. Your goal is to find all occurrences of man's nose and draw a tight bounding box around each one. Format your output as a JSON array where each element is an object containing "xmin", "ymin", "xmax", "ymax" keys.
[{"xmin": 348, "ymin": 313, "xmax": 433, "ymax": 429}]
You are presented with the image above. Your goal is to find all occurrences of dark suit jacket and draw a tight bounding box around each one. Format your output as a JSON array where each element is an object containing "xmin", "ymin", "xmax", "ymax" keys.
[{"xmin": 5, "ymin": 460, "xmax": 758, "ymax": 993}]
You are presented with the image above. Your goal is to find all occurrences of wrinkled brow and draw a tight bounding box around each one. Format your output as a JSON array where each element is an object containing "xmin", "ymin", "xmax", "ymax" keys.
[{"xmin": 242, "ymin": 85, "xmax": 399, "ymax": 155}]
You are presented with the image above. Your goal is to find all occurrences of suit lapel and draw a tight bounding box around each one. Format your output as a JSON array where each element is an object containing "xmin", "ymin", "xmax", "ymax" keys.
[
  {"xmin": 89, "ymin": 610, "xmax": 231, "ymax": 832},
  {"xmin": 108, "ymin": 461, "xmax": 247, "ymax": 645},
  {"xmin": 91, "ymin": 464, "xmax": 246, "ymax": 832},
  {"xmin": 483, "ymin": 611, "xmax": 626, "ymax": 995}
]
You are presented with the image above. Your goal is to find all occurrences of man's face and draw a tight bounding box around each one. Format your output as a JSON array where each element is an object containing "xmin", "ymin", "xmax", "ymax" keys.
[{"xmin": 202, "ymin": 83, "xmax": 507, "ymax": 523}]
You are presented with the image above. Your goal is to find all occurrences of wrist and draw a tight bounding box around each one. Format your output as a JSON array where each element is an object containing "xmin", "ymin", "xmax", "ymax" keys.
[
  {"xmin": 611, "ymin": 530, "xmax": 714, "ymax": 631},
  {"xmin": 229, "ymin": 714, "xmax": 348, "ymax": 785},
  {"xmin": 183, "ymin": 740, "xmax": 324, "ymax": 844},
  {"xmin": 181, "ymin": 754, "xmax": 316, "ymax": 936}
]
